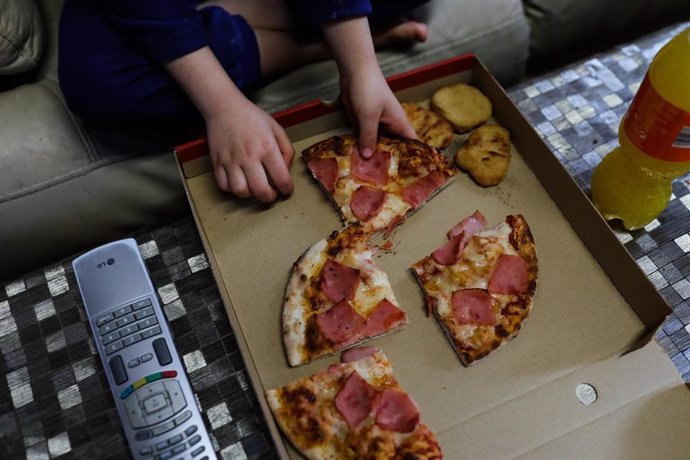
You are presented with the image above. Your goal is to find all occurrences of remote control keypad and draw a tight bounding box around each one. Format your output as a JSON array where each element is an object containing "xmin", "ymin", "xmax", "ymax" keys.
[{"xmin": 95, "ymin": 299, "xmax": 162, "ymax": 354}]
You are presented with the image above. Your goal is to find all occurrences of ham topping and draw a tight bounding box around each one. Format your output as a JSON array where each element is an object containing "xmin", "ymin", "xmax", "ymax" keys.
[
  {"xmin": 320, "ymin": 259, "xmax": 360, "ymax": 303},
  {"xmin": 488, "ymin": 254, "xmax": 529, "ymax": 295},
  {"xmin": 432, "ymin": 233, "xmax": 464, "ymax": 265},
  {"xmin": 433, "ymin": 210, "xmax": 488, "ymax": 265},
  {"xmin": 307, "ymin": 157, "xmax": 338, "ymax": 192},
  {"xmin": 360, "ymin": 299, "xmax": 407, "ymax": 337},
  {"xmin": 448, "ymin": 210, "xmax": 487, "ymax": 239},
  {"xmin": 375, "ymin": 388, "xmax": 420, "ymax": 433},
  {"xmin": 351, "ymin": 146, "xmax": 390, "ymax": 186},
  {"xmin": 401, "ymin": 171, "xmax": 447, "ymax": 208},
  {"xmin": 341, "ymin": 346, "xmax": 380, "ymax": 363},
  {"xmin": 452, "ymin": 289, "xmax": 496, "ymax": 325},
  {"xmin": 335, "ymin": 371, "xmax": 379, "ymax": 429},
  {"xmin": 316, "ymin": 300, "xmax": 365, "ymax": 343},
  {"xmin": 350, "ymin": 186, "xmax": 387, "ymax": 221}
]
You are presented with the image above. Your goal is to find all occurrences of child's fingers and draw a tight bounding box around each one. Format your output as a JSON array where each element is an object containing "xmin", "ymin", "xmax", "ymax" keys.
[
  {"xmin": 263, "ymin": 151, "xmax": 294, "ymax": 196},
  {"xmin": 227, "ymin": 164, "xmax": 251, "ymax": 199},
  {"xmin": 385, "ymin": 103, "xmax": 418, "ymax": 140},
  {"xmin": 273, "ymin": 122, "xmax": 295, "ymax": 167},
  {"xmin": 244, "ymin": 162, "xmax": 278, "ymax": 203},
  {"xmin": 358, "ymin": 110, "xmax": 380, "ymax": 159},
  {"xmin": 214, "ymin": 164, "xmax": 230, "ymax": 192}
]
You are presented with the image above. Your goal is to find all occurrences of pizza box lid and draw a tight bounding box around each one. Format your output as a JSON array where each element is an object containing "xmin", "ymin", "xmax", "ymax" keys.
[{"xmin": 173, "ymin": 54, "xmax": 690, "ymax": 458}]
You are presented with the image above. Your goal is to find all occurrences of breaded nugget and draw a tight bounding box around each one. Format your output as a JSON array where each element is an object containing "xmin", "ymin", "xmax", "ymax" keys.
[
  {"xmin": 455, "ymin": 124, "xmax": 511, "ymax": 186},
  {"xmin": 401, "ymin": 102, "xmax": 454, "ymax": 149},
  {"xmin": 431, "ymin": 83, "xmax": 492, "ymax": 132}
]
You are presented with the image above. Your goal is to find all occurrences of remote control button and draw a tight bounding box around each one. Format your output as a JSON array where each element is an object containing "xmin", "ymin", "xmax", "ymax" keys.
[
  {"xmin": 121, "ymin": 324, "xmax": 139, "ymax": 337},
  {"xmin": 184, "ymin": 425, "xmax": 197, "ymax": 437},
  {"xmin": 145, "ymin": 406, "xmax": 175, "ymax": 425},
  {"xmin": 169, "ymin": 434, "xmax": 183, "ymax": 446},
  {"xmin": 122, "ymin": 332, "xmax": 142, "ymax": 347},
  {"xmin": 98, "ymin": 321, "xmax": 117, "ymax": 335},
  {"xmin": 135, "ymin": 430, "xmax": 153, "ymax": 441},
  {"xmin": 155, "ymin": 440, "xmax": 169, "ymax": 451},
  {"xmin": 188, "ymin": 434, "xmax": 201, "ymax": 446},
  {"xmin": 163, "ymin": 380, "xmax": 186, "ymax": 414},
  {"xmin": 175, "ymin": 411, "xmax": 192, "ymax": 427},
  {"xmin": 116, "ymin": 313, "xmax": 136, "ymax": 328},
  {"xmin": 125, "ymin": 395, "xmax": 147, "ymax": 429},
  {"xmin": 133, "ymin": 298, "xmax": 152, "ymax": 310},
  {"xmin": 108, "ymin": 356, "xmax": 128, "ymax": 385},
  {"xmin": 139, "ymin": 446, "xmax": 154, "ymax": 455},
  {"xmin": 138, "ymin": 316, "xmax": 159, "ymax": 330},
  {"xmin": 120, "ymin": 386, "xmax": 134, "ymax": 399},
  {"xmin": 96, "ymin": 313, "xmax": 114, "ymax": 326},
  {"xmin": 191, "ymin": 446, "xmax": 205, "ymax": 457},
  {"xmin": 159, "ymin": 451, "xmax": 174, "ymax": 460},
  {"xmin": 135, "ymin": 306, "xmax": 155, "ymax": 320},
  {"xmin": 153, "ymin": 338, "xmax": 172, "ymax": 365},
  {"xmin": 140, "ymin": 326, "xmax": 161, "ymax": 339},
  {"xmin": 102, "ymin": 331, "xmax": 120, "ymax": 345},
  {"xmin": 199, "ymin": 456, "xmax": 209, "ymax": 460},
  {"xmin": 105, "ymin": 340, "xmax": 124, "ymax": 355},
  {"xmin": 114, "ymin": 305, "xmax": 133, "ymax": 317},
  {"xmin": 127, "ymin": 358, "xmax": 140, "ymax": 368},
  {"xmin": 142, "ymin": 392, "xmax": 168, "ymax": 415},
  {"xmin": 141, "ymin": 353, "xmax": 153, "ymax": 363},
  {"xmin": 151, "ymin": 420, "xmax": 175, "ymax": 437},
  {"xmin": 172, "ymin": 444, "xmax": 187, "ymax": 455}
]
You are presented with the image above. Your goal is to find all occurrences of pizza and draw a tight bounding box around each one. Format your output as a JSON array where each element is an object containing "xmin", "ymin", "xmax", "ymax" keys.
[
  {"xmin": 411, "ymin": 211, "xmax": 538, "ymax": 366},
  {"xmin": 303, "ymin": 134, "xmax": 456, "ymax": 233},
  {"xmin": 266, "ymin": 346, "xmax": 443, "ymax": 459},
  {"xmin": 283, "ymin": 224, "xmax": 408, "ymax": 367}
]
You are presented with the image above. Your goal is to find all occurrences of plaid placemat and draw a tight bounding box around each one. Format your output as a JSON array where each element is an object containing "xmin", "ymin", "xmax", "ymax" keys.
[{"xmin": 2, "ymin": 22, "xmax": 690, "ymax": 460}]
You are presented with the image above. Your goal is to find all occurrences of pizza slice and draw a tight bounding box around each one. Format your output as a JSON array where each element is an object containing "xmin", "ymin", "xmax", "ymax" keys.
[
  {"xmin": 266, "ymin": 346, "xmax": 442, "ymax": 459},
  {"xmin": 303, "ymin": 134, "xmax": 456, "ymax": 233},
  {"xmin": 283, "ymin": 224, "xmax": 408, "ymax": 367},
  {"xmin": 411, "ymin": 211, "xmax": 538, "ymax": 366}
]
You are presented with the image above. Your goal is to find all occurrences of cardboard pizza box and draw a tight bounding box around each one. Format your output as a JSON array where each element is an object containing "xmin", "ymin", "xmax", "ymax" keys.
[{"xmin": 174, "ymin": 55, "xmax": 690, "ymax": 458}]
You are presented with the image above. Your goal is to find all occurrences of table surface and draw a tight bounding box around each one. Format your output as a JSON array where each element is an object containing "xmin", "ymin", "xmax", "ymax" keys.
[{"xmin": 2, "ymin": 22, "xmax": 690, "ymax": 460}]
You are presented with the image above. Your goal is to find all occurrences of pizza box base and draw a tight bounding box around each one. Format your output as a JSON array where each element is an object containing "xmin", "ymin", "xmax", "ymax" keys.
[{"xmin": 174, "ymin": 55, "xmax": 690, "ymax": 458}]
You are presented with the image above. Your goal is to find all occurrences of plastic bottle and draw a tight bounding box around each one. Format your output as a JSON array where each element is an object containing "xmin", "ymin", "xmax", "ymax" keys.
[{"xmin": 591, "ymin": 27, "xmax": 690, "ymax": 230}]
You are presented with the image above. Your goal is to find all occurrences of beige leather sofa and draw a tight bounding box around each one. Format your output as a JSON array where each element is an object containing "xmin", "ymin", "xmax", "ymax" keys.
[{"xmin": 1, "ymin": 0, "xmax": 687, "ymax": 279}]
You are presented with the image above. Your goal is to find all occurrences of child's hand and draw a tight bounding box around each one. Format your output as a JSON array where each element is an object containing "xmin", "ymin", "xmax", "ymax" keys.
[
  {"xmin": 339, "ymin": 63, "xmax": 417, "ymax": 159},
  {"xmin": 321, "ymin": 16, "xmax": 417, "ymax": 159},
  {"xmin": 205, "ymin": 98, "xmax": 294, "ymax": 203}
]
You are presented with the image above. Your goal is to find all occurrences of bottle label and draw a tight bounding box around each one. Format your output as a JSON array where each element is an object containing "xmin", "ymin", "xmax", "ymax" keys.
[{"xmin": 623, "ymin": 74, "xmax": 690, "ymax": 162}]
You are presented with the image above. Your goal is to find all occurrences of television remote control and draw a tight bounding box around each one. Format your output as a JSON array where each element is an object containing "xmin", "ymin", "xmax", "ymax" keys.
[{"xmin": 73, "ymin": 239, "xmax": 216, "ymax": 460}]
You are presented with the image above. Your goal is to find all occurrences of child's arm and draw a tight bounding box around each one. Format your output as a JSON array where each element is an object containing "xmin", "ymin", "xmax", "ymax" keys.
[
  {"xmin": 165, "ymin": 46, "xmax": 294, "ymax": 203},
  {"xmin": 321, "ymin": 16, "xmax": 417, "ymax": 159}
]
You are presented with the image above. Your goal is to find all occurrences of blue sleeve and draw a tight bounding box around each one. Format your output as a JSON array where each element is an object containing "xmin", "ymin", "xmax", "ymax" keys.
[
  {"xmin": 103, "ymin": 0, "xmax": 209, "ymax": 64},
  {"xmin": 286, "ymin": 0, "xmax": 372, "ymax": 25}
]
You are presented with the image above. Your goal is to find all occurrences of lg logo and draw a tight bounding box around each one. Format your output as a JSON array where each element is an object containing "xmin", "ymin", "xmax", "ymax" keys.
[{"xmin": 97, "ymin": 258, "xmax": 116, "ymax": 269}]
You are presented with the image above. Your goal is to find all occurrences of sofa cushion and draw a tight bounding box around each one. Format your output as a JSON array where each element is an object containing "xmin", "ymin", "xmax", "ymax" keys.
[
  {"xmin": 525, "ymin": 0, "xmax": 690, "ymax": 58},
  {"xmin": 0, "ymin": 79, "xmax": 188, "ymax": 279},
  {"xmin": 252, "ymin": 0, "xmax": 530, "ymax": 113},
  {"xmin": 0, "ymin": 0, "xmax": 44, "ymax": 75}
]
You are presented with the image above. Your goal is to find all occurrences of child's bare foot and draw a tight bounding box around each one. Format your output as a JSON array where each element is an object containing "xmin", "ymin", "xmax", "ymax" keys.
[{"xmin": 372, "ymin": 20, "xmax": 428, "ymax": 48}]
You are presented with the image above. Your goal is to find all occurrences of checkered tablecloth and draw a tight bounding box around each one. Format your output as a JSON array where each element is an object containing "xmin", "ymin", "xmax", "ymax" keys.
[{"xmin": 2, "ymin": 22, "xmax": 690, "ymax": 460}]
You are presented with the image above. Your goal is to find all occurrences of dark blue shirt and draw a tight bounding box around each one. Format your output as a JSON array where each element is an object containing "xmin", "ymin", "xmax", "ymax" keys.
[{"xmin": 103, "ymin": 0, "xmax": 373, "ymax": 65}]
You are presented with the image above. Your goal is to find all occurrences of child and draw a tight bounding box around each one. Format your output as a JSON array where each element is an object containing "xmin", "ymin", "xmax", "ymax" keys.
[{"xmin": 58, "ymin": 0, "xmax": 429, "ymax": 203}]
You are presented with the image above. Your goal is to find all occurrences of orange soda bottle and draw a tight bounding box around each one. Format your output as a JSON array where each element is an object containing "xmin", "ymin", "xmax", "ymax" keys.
[{"xmin": 591, "ymin": 27, "xmax": 690, "ymax": 230}]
